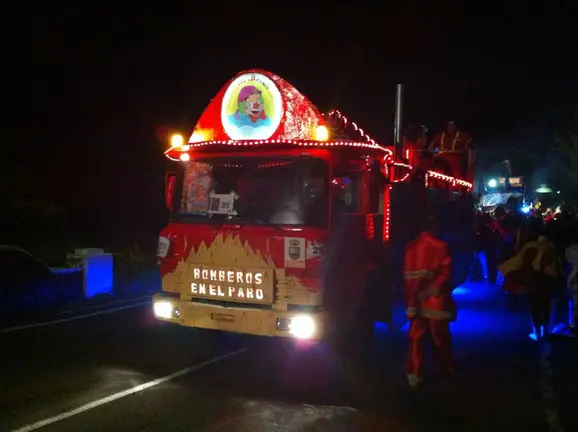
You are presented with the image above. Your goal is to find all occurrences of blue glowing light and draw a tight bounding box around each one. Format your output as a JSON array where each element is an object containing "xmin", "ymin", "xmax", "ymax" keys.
[
  {"xmin": 452, "ymin": 286, "xmax": 471, "ymax": 296},
  {"xmin": 83, "ymin": 254, "xmax": 114, "ymax": 298}
]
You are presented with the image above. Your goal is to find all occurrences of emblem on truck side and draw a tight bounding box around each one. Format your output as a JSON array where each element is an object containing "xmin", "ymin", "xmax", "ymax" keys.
[
  {"xmin": 284, "ymin": 237, "xmax": 305, "ymax": 268},
  {"xmin": 288, "ymin": 239, "xmax": 300, "ymax": 260}
]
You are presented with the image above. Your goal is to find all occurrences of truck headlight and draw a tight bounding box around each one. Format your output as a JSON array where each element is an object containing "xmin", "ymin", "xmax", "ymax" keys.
[
  {"xmin": 153, "ymin": 300, "xmax": 174, "ymax": 319},
  {"xmin": 289, "ymin": 315, "xmax": 315, "ymax": 339}
]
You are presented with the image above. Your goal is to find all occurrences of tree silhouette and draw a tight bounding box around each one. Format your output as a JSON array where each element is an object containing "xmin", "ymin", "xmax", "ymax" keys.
[{"xmin": 0, "ymin": 133, "xmax": 69, "ymax": 263}]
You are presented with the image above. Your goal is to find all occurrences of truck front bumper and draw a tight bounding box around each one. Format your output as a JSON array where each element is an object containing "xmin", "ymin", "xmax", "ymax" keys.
[{"xmin": 152, "ymin": 294, "xmax": 328, "ymax": 340}]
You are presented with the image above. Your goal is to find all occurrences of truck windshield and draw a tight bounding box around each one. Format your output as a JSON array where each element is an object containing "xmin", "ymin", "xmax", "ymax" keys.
[{"xmin": 175, "ymin": 156, "xmax": 329, "ymax": 227}]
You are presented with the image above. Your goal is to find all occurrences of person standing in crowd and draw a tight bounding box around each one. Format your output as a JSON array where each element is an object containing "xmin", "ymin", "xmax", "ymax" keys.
[
  {"xmin": 470, "ymin": 210, "xmax": 488, "ymax": 281},
  {"xmin": 486, "ymin": 210, "xmax": 502, "ymax": 284},
  {"xmin": 500, "ymin": 235, "xmax": 561, "ymax": 340},
  {"xmin": 403, "ymin": 215, "xmax": 456, "ymax": 388},
  {"xmin": 493, "ymin": 206, "xmax": 518, "ymax": 262},
  {"xmin": 478, "ymin": 212, "xmax": 495, "ymax": 281},
  {"xmin": 549, "ymin": 212, "xmax": 577, "ymax": 333},
  {"xmin": 525, "ymin": 209, "xmax": 544, "ymax": 243},
  {"xmin": 561, "ymin": 244, "xmax": 578, "ymax": 337},
  {"xmin": 530, "ymin": 236, "xmax": 561, "ymax": 339},
  {"xmin": 487, "ymin": 206, "xmax": 514, "ymax": 284}
]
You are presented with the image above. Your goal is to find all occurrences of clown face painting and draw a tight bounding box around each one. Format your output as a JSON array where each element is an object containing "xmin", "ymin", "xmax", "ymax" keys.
[
  {"xmin": 221, "ymin": 73, "xmax": 283, "ymax": 140},
  {"xmin": 230, "ymin": 85, "xmax": 272, "ymax": 128}
]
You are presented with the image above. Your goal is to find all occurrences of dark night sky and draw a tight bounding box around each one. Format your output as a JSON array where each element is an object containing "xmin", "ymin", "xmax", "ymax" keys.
[{"xmin": 2, "ymin": 7, "xmax": 577, "ymax": 244}]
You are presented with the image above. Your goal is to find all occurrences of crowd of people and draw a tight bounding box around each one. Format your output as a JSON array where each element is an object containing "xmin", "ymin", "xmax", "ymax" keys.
[
  {"xmin": 402, "ymin": 204, "xmax": 578, "ymax": 388},
  {"xmin": 473, "ymin": 204, "xmax": 578, "ymax": 341},
  {"xmin": 399, "ymin": 121, "xmax": 576, "ymax": 387}
]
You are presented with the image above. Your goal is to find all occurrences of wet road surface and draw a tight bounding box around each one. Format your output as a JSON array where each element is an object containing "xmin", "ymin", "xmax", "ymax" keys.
[{"xmin": 0, "ymin": 283, "xmax": 572, "ymax": 431}]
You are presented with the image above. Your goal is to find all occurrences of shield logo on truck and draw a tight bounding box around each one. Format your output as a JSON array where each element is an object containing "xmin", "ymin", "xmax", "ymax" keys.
[{"xmin": 288, "ymin": 239, "xmax": 301, "ymax": 260}]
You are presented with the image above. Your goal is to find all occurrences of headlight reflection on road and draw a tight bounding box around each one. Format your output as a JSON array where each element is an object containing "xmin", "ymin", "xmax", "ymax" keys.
[{"xmin": 153, "ymin": 301, "xmax": 174, "ymax": 319}]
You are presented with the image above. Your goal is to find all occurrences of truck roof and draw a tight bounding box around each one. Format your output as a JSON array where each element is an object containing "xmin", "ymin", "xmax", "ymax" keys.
[
  {"xmin": 164, "ymin": 69, "xmax": 389, "ymax": 160},
  {"xmin": 163, "ymin": 69, "xmax": 472, "ymax": 192}
]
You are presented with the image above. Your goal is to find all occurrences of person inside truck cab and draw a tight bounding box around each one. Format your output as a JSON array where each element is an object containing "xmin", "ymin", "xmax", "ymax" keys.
[
  {"xmin": 268, "ymin": 176, "xmax": 326, "ymax": 226},
  {"xmin": 268, "ymin": 196, "xmax": 303, "ymax": 225},
  {"xmin": 298, "ymin": 176, "xmax": 327, "ymax": 226},
  {"xmin": 331, "ymin": 177, "xmax": 355, "ymax": 214}
]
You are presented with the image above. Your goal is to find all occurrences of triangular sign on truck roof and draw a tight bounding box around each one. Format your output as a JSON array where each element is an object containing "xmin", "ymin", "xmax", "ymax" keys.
[{"xmin": 189, "ymin": 69, "xmax": 325, "ymax": 143}]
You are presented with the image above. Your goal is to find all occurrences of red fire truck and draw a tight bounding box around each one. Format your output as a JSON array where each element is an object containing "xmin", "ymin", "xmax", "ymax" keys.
[{"xmin": 153, "ymin": 69, "xmax": 474, "ymax": 340}]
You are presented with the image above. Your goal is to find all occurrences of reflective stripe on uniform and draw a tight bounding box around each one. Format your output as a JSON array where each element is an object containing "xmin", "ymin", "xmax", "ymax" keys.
[
  {"xmin": 440, "ymin": 131, "xmax": 461, "ymax": 152},
  {"xmin": 452, "ymin": 132, "xmax": 460, "ymax": 151},
  {"xmin": 420, "ymin": 308, "xmax": 455, "ymax": 321},
  {"xmin": 404, "ymin": 270, "xmax": 435, "ymax": 279},
  {"xmin": 405, "ymin": 306, "xmax": 454, "ymax": 321}
]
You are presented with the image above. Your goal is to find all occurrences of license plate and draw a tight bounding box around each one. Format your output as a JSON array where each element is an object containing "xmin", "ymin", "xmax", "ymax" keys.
[{"xmin": 211, "ymin": 313, "xmax": 235, "ymax": 323}]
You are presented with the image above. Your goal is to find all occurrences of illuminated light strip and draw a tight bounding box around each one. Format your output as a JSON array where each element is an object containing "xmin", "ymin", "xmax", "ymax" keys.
[
  {"xmin": 325, "ymin": 110, "xmax": 379, "ymax": 146},
  {"xmin": 391, "ymin": 161, "xmax": 472, "ymax": 189},
  {"xmin": 365, "ymin": 214, "xmax": 375, "ymax": 239},
  {"xmin": 175, "ymin": 139, "xmax": 389, "ymax": 152},
  {"xmin": 383, "ymin": 185, "xmax": 392, "ymax": 241},
  {"xmin": 164, "ymin": 144, "xmax": 190, "ymax": 154},
  {"xmin": 212, "ymin": 161, "xmax": 294, "ymax": 169},
  {"xmin": 391, "ymin": 161, "xmax": 411, "ymax": 183},
  {"xmin": 383, "ymin": 152, "xmax": 394, "ymax": 179},
  {"xmin": 395, "ymin": 173, "xmax": 410, "ymax": 182},
  {"xmin": 164, "ymin": 134, "xmax": 471, "ymax": 189}
]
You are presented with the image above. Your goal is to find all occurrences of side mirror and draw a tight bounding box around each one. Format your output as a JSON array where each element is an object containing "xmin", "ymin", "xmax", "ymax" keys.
[{"xmin": 165, "ymin": 172, "xmax": 177, "ymax": 211}]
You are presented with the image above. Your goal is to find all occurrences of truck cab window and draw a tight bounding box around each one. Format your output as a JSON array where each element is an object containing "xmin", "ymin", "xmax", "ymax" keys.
[{"xmin": 177, "ymin": 157, "xmax": 329, "ymax": 227}]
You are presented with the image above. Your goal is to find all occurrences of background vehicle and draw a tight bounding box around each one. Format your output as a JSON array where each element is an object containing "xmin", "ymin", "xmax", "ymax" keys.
[{"xmin": 0, "ymin": 246, "xmax": 84, "ymax": 321}]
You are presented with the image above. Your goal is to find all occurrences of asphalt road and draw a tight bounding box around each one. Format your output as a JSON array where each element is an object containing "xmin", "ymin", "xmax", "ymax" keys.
[{"xmin": 0, "ymin": 284, "xmax": 574, "ymax": 432}]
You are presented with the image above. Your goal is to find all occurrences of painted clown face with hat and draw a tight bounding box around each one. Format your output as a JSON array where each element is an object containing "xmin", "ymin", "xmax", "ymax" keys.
[{"xmin": 236, "ymin": 85, "xmax": 268, "ymax": 124}]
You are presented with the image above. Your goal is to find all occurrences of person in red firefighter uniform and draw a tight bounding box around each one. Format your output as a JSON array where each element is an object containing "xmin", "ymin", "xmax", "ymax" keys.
[
  {"xmin": 404, "ymin": 216, "xmax": 456, "ymax": 388},
  {"xmin": 430, "ymin": 121, "xmax": 474, "ymax": 183},
  {"xmin": 403, "ymin": 124, "xmax": 428, "ymax": 166}
]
